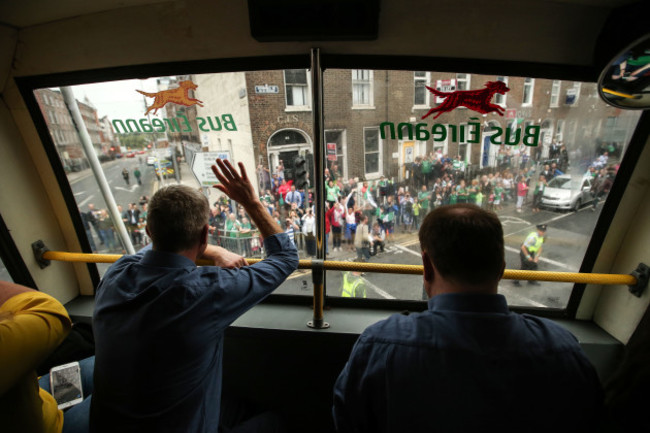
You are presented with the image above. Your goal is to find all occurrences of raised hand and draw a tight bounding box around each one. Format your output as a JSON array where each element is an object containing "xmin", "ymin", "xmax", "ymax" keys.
[{"xmin": 211, "ymin": 159, "xmax": 257, "ymax": 205}]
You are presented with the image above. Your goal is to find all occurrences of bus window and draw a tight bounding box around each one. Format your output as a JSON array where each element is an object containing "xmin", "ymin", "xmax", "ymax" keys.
[
  {"xmin": 0, "ymin": 258, "xmax": 13, "ymax": 283},
  {"xmin": 33, "ymin": 70, "xmax": 314, "ymax": 297},
  {"xmin": 322, "ymin": 69, "xmax": 642, "ymax": 309}
]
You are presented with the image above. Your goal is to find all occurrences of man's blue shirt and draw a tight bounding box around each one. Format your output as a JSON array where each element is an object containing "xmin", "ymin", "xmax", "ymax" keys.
[
  {"xmin": 333, "ymin": 293, "xmax": 603, "ymax": 433},
  {"xmin": 91, "ymin": 233, "xmax": 298, "ymax": 433}
]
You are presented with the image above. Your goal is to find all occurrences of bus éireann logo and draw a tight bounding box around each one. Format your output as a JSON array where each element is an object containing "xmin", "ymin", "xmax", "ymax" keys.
[
  {"xmin": 422, "ymin": 81, "xmax": 510, "ymax": 120},
  {"xmin": 136, "ymin": 80, "xmax": 204, "ymax": 115}
]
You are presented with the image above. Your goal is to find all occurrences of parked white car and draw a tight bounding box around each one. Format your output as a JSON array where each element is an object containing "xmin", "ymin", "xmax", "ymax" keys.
[
  {"xmin": 146, "ymin": 156, "xmax": 157, "ymax": 166},
  {"xmin": 541, "ymin": 174, "xmax": 594, "ymax": 211}
]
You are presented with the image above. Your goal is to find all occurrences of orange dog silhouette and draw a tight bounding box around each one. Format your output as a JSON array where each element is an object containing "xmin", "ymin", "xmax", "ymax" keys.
[
  {"xmin": 421, "ymin": 81, "xmax": 510, "ymax": 120},
  {"xmin": 136, "ymin": 80, "xmax": 204, "ymax": 115}
]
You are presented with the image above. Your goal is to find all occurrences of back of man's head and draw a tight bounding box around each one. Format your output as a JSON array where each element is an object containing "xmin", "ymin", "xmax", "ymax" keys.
[
  {"xmin": 418, "ymin": 204, "xmax": 504, "ymax": 286},
  {"xmin": 147, "ymin": 185, "xmax": 209, "ymax": 253}
]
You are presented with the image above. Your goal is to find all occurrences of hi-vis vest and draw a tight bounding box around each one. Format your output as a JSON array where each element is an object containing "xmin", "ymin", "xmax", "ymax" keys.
[
  {"xmin": 525, "ymin": 232, "xmax": 544, "ymax": 254},
  {"xmin": 341, "ymin": 272, "xmax": 366, "ymax": 298}
]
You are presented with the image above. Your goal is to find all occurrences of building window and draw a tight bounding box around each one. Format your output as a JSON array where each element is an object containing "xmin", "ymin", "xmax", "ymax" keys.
[
  {"xmin": 494, "ymin": 76, "xmax": 508, "ymax": 106},
  {"xmin": 364, "ymin": 127, "xmax": 381, "ymax": 176},
  {"xmin": 522, "ymin": 78, "xmax": 535, "ymax": 106},
  {"xmin": 550, "ymin": 80, "xmax": 561, "ymax": 107},
  {"xmin": 352, "ymin": 70, "xmax": 373, "ymax": 107},
  {"xmin": 414, "ymin": 72, "xmax": 430, "ymax": 107},
  {"xmin": 456, "ymin": 73, "xmax": 471, "ymax": 91},
  {"xmin": 284, "ymin": 69, "xmax": 310, "ymax": 109}
]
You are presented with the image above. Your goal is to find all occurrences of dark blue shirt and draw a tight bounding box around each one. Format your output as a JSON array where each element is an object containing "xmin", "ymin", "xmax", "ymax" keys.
[
  {"xmin": 333, "ymin": 293, "xmax": 603, "ymax": 433},
  {"xmin": 91, "ymin": 233, "xmax": 298, "ymax": 433}
]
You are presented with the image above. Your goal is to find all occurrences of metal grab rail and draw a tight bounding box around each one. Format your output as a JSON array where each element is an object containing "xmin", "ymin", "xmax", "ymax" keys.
[{"xmin": 41, "ymin": 250, "xmax": 638, "ymax": 286}]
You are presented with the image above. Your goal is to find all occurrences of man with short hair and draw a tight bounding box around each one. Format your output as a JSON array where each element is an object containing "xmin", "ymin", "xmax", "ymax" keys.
[
  {"xmin": 285, "ymin": 185, "xmax": 302, "ymax": 209},
  {"xmin": 333, "ymin": 204, "xmax": 603, "ymax": 433},
  {"xmin": 91, "ymin": 159, "xmax": 298, "ymax": 433}
]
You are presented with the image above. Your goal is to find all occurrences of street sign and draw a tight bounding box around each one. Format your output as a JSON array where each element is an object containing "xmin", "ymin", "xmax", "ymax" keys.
[
  {"xmin": 326, "ymin": 143, "xmax": 337, "ymax": 161},
  {"xmin": 255, "ymin": 84, "xmax": 279, "ymax": 94},
  {"xmin": 435, "ymin": 79, "xmax": 456, "ymax": 103},
  {"xmin": 191, "ymin": 151, "xmax": 230, "ymax": 187}
]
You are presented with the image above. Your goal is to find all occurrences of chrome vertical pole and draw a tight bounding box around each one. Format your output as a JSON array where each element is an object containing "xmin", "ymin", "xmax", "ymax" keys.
[
  {"xmin": 307, "ymin": 48, "xmax": 329, "ymax": 329},
  {"xmin": 61, "ymin": 87, "xmax": 136, "ymax": 255}
]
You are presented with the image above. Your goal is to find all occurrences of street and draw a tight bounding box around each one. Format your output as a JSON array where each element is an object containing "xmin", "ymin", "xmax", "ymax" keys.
[
  {"xmin": 67, "ymin": 160, "xmax": 601, "ymax": 310},
  {"xmin": 274, "ymin": 199, "xmax": 601, "ymax": 310}
]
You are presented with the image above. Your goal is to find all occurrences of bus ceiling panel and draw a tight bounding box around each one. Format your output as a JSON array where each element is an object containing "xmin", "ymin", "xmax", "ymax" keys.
[{"xmin": 0, "ymin": 0, "xmax": 636, "ymax": 78}]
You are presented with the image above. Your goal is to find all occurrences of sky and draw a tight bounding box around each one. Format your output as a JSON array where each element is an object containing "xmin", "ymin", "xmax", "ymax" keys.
[{"xmin": 71, "ymin": 77, "xmax": 162, "ymax": 121}]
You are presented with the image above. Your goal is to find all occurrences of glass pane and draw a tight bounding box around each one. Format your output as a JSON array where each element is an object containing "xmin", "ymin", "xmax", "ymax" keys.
[
  {"xmin": 285, "ymin": 69, "xmax": 307, "ymax": 85},
  {"xmin": 364, "ymin": 129, "xmax": 379, "ymax": 152},
  {"xmin": 414, "ymin": 81, "xmax": 427, "ymax": 105},
  {"xmin": 0, "ymin": 256, "xmax": 13, "ymax": 282},
  {"xmin": 323, "ymin": 68, "xmax": 642, "ymax": 308},
  {"xmin": 35, "ymin": 70, "xmax": 314, "ymax": 296}
]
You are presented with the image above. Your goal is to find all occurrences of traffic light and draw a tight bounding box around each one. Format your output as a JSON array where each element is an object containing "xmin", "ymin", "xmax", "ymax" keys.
[{"xmin": 293, "ymin": 155, "xmax": 308, "ymax": 189}]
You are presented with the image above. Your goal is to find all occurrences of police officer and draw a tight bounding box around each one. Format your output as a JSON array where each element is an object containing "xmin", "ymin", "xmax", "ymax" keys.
[
  {"xmin": 513, "ymin": 224, "xmax": 546, "ymax": 286},
  {"xmin": 341, "ymin": 269, "xmax": 367, "ymax": 298}
]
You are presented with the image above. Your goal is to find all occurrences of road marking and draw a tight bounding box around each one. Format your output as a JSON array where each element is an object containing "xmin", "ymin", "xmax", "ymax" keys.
[
  {"xmin": 503, "ymin": 212, "xmax": 571, "ymax": 238},
  {"xmin": 114, "ymin": 185, "xmax": 138, "ymax": 193},
  {"xmin": 391, "ymin": 244, "xmax": 421, "ymax": 257},
  {"xmin": 362, "ymin": 277, "xmax": 397, "ymax": 299},
  {"xmin": 74, "ymin": 191, "xmax": 85, "ymax": 196},
  {"xmin": 500, "ymin": 215, "xmax": 530, "ymax": 226},
  {"xmin": 78, "ymin": 194, "xmax": 95, "ymax": 207},
  {"xmin": 504, "ymin": 245, "xmax": 572, "ymax": 270}
]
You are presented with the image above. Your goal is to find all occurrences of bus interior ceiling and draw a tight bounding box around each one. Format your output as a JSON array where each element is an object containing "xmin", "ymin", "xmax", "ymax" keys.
[{"xmin": 1, "ymin": 1, "xmax": 650, "ymax": 432}]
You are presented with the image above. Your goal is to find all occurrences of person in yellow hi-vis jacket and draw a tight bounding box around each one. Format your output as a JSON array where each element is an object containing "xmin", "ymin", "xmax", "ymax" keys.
[
  {"xmin": 513, "ymin": 224, "xmax": 547, "ymax": 286},
  {"xmin": 341, "ymin": 269, "xmax": 367, "ymax": 298}
]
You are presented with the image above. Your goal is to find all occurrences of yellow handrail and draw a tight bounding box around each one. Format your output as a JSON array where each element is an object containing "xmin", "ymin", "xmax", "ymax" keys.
[{"xmin": 41, "ymin": 251, "xmax": 637, "ymax": 286}]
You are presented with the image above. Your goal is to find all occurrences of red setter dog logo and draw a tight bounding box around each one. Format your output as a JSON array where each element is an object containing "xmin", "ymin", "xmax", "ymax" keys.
[
  {"xmin": 136, "ymin": 80, "xmax": 204, "ymax": 115},
  {"xmin": 421, "ymin": 81, "xmax": 510, "ymax": 120}
]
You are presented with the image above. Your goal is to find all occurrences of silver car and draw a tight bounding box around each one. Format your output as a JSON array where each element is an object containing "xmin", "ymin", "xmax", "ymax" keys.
[{"xmin": 540, "ymin": 174, "xmax": 594, "ymax": 211}]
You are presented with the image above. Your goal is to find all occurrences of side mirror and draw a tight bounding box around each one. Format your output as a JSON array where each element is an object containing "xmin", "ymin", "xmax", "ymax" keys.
[
  {"xmin": 598, "ymin": 34, "xmax": 650, "ymax": 109},
  {"xmin": 595, "ymin": 3, "xmax": 650, "ymax": 110}
]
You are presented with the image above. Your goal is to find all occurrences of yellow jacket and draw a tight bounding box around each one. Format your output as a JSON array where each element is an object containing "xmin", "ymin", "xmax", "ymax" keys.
[{"xmin": 0, "ymin": 291, "xmax": 72, "ymax": 433}]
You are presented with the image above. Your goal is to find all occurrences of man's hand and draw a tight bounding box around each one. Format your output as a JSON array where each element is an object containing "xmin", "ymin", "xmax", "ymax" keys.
[
  {"xmin": 201, "ymin": 245, "xmax": 248, "ymax": 269},
  {"xmin": 211, "ymin": 159, "xmax": 258, "ymax": 206}
]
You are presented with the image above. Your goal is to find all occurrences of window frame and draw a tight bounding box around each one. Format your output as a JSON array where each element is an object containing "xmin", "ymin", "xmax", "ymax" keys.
[
  {"xmin": 456, "ymin": 73, "xmax": 471, "ymax": 91},
  {"xmin": 522, "ymin": 77, "xmax": 535, "ymax": 106},
  {"xmin": 494, "ymin": 76, "xmax": 508, "ymax": 107},
  {"xmin": 351, "ymin": 69, "xmax": 374, "ymax": 109},
  {"xmin": 550, "ymin": 80, "xmax": 561, "ymax": 108},
  {"xmin": 14, "ymin": 53, "xmax": 650, "ymax": 319},
  {"xmin": 284, "ymin": 68, "xmax": 312, "ymax": 111},
  {"xmin": 363, "ymin": 126, "xmax": 382, "ymax": 179},
  {"xmin": 413, "ymin": 71, "xmax": 430, "ymax": 108}
]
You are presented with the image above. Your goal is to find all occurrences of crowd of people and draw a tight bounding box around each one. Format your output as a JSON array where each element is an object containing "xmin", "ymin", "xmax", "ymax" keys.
[
  {"xmin": 80, "ymin": 196, "xmax": 150, "ymax": 253},
  {"xmin": 242, "ymin": 143, "xmax": 619, "ymax": 262}
]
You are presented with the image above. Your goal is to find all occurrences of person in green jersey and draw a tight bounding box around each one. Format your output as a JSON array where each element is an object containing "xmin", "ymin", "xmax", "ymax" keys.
[
  {"xmin": 326, "ymin": 180, "xmax": 341, "ymax": 207},
  {"xmin": 418, "ymin": 185, "xmax": 430, "ymax": 216}
]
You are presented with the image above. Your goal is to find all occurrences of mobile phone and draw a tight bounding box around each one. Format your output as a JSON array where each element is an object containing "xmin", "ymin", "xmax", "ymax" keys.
[{"xmin": 49, "ymin": 361, "xmax": 84, "ymax": 410}]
